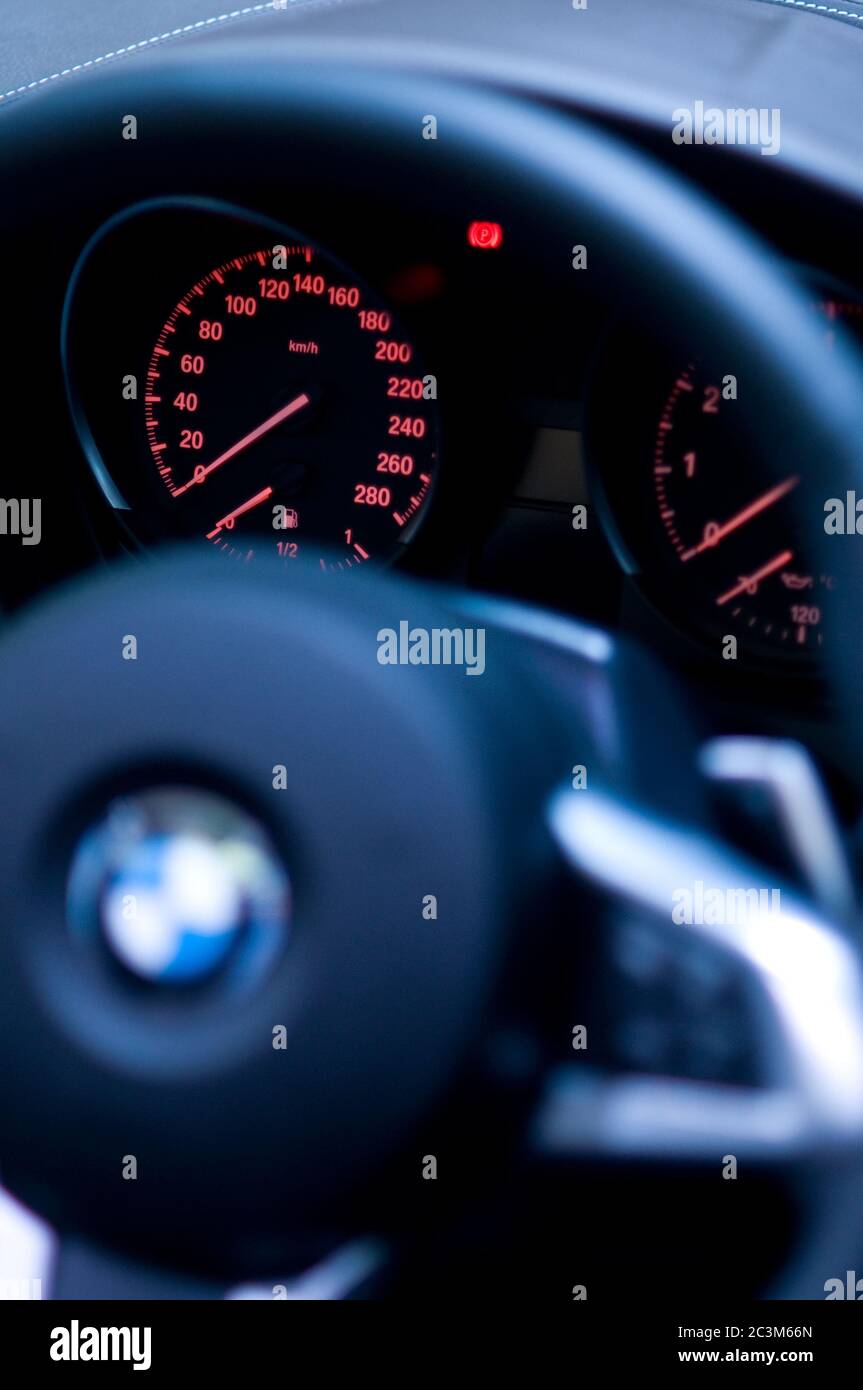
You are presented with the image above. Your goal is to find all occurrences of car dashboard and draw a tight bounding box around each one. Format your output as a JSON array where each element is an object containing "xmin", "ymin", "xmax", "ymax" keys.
[{"xmin": 3, "ymin": 2, "xmax": 863, "ymax": 819}]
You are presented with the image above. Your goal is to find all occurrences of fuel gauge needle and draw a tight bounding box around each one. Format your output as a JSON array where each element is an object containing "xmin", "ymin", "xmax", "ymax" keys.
[
  {"xmin": 207, "ymin": 486, "xmax": 273, "ymax": 539},
  {"xmin": 173, "ymin": 391, "xmax": 311, "ymax": 497}
]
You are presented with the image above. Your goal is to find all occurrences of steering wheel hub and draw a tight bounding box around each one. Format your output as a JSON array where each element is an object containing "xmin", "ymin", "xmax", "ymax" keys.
[{"xmin": 0, "ymin": 550, "xmax": 557, "ymax": 1273}]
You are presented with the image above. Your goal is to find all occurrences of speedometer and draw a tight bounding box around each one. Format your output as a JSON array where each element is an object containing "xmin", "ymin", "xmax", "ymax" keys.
[{"xmin": 142, "ymin": 241, "xmax": 438, "ymax": 570}]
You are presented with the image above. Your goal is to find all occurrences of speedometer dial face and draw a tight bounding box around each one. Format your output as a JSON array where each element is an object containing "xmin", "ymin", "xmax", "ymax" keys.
[{"xmin": 143, "ymin": 243, "xmax": 438, "ymax": 569}]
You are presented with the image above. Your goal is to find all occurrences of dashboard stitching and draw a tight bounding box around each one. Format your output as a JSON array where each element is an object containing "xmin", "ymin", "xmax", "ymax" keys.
[
  {"xmin": 752, "ymin": 0, "xmax": 863, "ymax": 20},
  {"xmin": 0, "ymin": 0, "xmax": 346, "ymax": 107}
]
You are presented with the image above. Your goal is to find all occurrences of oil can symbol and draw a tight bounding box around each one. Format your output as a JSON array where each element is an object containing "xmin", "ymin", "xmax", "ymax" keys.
[{"xmin": 781, "ymin": 571, "xmax": 813, "ymax": 591}]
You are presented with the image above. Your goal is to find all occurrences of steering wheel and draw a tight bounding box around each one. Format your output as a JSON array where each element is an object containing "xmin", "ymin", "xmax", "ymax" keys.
[{"xmin": 1, "ymin": 46, "xmax": 863, "ymax": 1300}]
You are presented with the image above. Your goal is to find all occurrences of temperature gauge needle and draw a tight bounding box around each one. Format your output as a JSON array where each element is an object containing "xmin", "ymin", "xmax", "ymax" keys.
[
  {"xmin": 173, "ymin": 391, "xmax": 311, "ymax": 497},
  {"xmin": 207, "ymin": 486, "xmax": 273, "ymax": 539},
  {"xmin": 716, "ymin": 549, "xmax": 794, "ymax": 607}
]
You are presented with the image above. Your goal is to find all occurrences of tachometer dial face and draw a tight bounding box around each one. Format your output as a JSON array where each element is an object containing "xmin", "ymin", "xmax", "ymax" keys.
[
  {"xmin": 591, "ymin": 291, "xmax": 863, "ymax": 668},
  {"xmin": 143, "ymin": 243, "xmax": 439, "ymax": 570},
  {"xmin": 651, "ymin": 362, "xmax": 830, "ymax": 656}
]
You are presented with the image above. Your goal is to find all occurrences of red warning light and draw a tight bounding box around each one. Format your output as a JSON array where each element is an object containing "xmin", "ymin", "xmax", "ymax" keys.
[
  {"xmin": 467, "ymin": 221, "xmax": 503, "ymax": 251},
  {"xmin": 385, "ymin": 262, "xmax": 446, "ymax": 305}
]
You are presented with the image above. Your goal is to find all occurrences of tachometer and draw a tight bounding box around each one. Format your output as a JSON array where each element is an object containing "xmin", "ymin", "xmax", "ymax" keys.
[
  {"xmin": 143, "ymin": 241, "xmax": 438, "ymax": 570},
  {"xmin": 588, "ymin": 288, "xmax": 863, "ymax": 669},
  {"xmin": 650, "ymin": 360, "xmax": 829, "ymax": 655}
]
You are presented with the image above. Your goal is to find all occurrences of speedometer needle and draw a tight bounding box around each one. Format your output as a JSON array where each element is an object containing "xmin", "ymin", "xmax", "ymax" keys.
[
  {"xmin": 173, "ymin": 391, "xmax": 311, "ymax": 497},
  {"xmin": 715, "ymin": 549, "xmax": 794, "ymax": 607},
  {"xmin": 680, "ymin": 475, "xmax": 799, "ymax": 561}
]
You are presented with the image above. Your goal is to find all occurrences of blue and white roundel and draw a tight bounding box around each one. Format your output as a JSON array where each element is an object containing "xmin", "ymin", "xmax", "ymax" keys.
[
  {"xmin": 102, "ymin": 832, "xmax": 245, "ymax": 983},
  {"xmin": 66, "ymin": 787, "xmax": 290, "ymax": 988}
]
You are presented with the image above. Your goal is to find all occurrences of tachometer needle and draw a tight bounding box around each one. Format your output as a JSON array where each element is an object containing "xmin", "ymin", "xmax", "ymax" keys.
[
  {"xmin": 680, "ymin": 475, "xmax": 800, "ymax": 561},
  {"xmin": 207, "ymin": 486, "xmax": 273, "ymax": 540},
  {"xmin": 173, "ymin": 391, "xmax": 311, "ymax": 497},
  {"xmin": 715, "ymin": 549, "xmax": 794, "ymax": 607}
]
